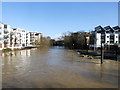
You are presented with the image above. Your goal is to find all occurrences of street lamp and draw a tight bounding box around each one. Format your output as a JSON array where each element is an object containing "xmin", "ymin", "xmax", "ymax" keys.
[
  {"xmin": 101, "ymin": 32, "xmax": 105, "ymax": 64},
  {"xmin": 114, "ymin": 43, "xmax": 118, "ymax": 61}
]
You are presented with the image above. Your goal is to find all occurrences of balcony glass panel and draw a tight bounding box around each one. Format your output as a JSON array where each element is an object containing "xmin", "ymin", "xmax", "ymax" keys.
[
  {"xmin": 4, "ymin": 29, "xmax": 9, "ymax": 34},
  {"xmin": 4, "ymin": 35, "xmax": 9, "ymax": 39}
]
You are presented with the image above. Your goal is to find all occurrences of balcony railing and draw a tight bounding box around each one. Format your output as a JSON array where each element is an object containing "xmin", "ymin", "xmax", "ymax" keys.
[
  {"xmin": 4, "ymin": 40, "xmax": 9, "ymax": 44},
  {"xmin": 4, "ymin": 29, "xmax": 9, "ymax": 34},
  {"xmin": 4, "ymin": 35, "xmax": 9, "ymax": 39}
]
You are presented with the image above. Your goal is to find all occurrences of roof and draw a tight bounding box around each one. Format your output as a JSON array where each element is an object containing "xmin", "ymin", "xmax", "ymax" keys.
[
  {"xmin": 95, "ymin": 25, "xmax": 120, "ymax": 32},
  {"xmin": 104, "ymin": 26, "xmax": 112, "ymax": 30},
  {"xmin": 113, "ymin": 26, "xmax": 120, "ymax": 31},
  {"xmin": 104, "ymin": 26, "xmax": 114, "ymax": 32},
  {"xmin": 95, "ymin": 25, "xmax": 105, "ymax": 32}
]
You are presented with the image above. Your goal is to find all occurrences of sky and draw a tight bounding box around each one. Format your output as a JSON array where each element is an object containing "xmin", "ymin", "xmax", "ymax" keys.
[{"xmin": 2, "ymin": 2, "xmax": 118, "ymax": 39}]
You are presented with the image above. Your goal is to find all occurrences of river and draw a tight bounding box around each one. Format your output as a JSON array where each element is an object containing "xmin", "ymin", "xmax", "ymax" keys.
[{"xmin": 1, "ymin": 46, "xmax": 119, "ymax": 88}]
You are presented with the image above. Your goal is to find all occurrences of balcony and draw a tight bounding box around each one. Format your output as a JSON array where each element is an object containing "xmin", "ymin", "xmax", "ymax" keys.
[
  {"xmin": 4, "ymin": 29, "xmax": 9, "ymax": 34},
  {"xmin": 4, "ymin": 40, "xmax": 9, "ymax": 44},
  {"xmin": 30, "ymin": 35, "xmax": 35, "ymax": 38},
  {"xmin": 4, "ymin": 35, "xmax": 9, "ymax": 39}
]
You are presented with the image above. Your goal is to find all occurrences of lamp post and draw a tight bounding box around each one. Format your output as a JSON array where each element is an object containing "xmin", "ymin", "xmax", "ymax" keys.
[
  {"xmin": 94, "ymin": 38, "xmax": 97, "ymax": 51},
  {"xmin": 101, "ymin": 42, "xmax": 103, "ymax": 64},
  {"xmin": 101, "ymin": 33, "xmax": 104, "ymax": 64},
  {"xmin": 114, "ymin": 43, "xmax": 118, "ymax": 61}
]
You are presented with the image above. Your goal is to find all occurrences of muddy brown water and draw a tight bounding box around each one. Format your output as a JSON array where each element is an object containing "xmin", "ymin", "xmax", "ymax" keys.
[{"xmin": 1, "ymin": 46, "xmax": 119, "ymax": 88}]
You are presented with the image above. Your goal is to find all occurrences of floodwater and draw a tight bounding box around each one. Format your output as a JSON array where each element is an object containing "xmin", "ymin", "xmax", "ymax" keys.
[{"xmin": 1, "ymin": 46, "xmax": 119, "ymax": 88}]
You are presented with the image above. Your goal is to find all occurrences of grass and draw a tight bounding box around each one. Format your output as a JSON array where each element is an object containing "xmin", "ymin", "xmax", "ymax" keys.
[{"xmin": 2, "ymin": 48, "xmax": 12, "ymax": 52}]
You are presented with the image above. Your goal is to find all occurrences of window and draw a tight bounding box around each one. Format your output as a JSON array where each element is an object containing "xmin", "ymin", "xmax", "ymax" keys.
[
  {"xmin": 107, "ymin": 36, "xmax": 109, "ymax": 38},
  {"xmin": 110, "ymin": 34, "xmax": 114, "ymax": 43},
  {"xmin": 116, "ymin": 36, "xmax": 118, "ymax": 38},
  {"xmin": 101, "ymin": 34, "xmax": 105, "ymax": 43},
  {"xmin": 4, "ymin": 25, "xmax": 7, "ymax": 28},
  {"xmin": 107, "ymin": 41, "xmax": 109, "ymax": 43}
]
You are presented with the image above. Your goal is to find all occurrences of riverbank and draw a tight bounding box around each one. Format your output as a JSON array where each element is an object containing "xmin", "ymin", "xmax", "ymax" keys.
[{"xmin": 76, "ymin": 49, "xmax": 120, "ymax": 62}]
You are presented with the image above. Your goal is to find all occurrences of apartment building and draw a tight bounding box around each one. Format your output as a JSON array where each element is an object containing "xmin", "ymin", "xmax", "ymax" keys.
[
  {"xmin": 91, "ymin": 26, "xmax": 120, "ymax": 48},
  {"xmin": 13, "ymin": 28, "xmax": 31, "ymax": 47},
  {"xmin": 0, "ymin": 22, "xmax": 40, "ymax": 50},
  {"xmin": 29, "ymin": 32, "xmax": 42, "ymax": 45},
  {"xmin": 0, "ymin": 23, "xmax": 13, "ymax": 50},
  {"xmin": 13, "ymin": 28, "xmax": 23, "ymax": 47}
]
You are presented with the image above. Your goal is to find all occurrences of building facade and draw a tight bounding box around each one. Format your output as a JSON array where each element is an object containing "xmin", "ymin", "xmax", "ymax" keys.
[
  {"xmin": 0, "ymin": 23, "xmax": 13, "ymax": 50},
  {"xmin": 13, "ymin": 28, "xmax": 29, "ymax": 47},
  {"xmin": 91, "ymin": 26, "xmax": 120, "ymax": 48},
  {"xmin": 29, "ymin": 32, "xmax": 42, "ymax": 45},
  {"xmin": 26, "ymin": 31, "xmax": 31, "ymax": 46},
  {"xmin": 0, "ymin": 22, "xmax": 42, "ymax": 50}
]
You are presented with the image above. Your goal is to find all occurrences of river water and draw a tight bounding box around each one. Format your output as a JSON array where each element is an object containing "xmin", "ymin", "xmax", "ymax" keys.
[{"xmin": 1, "ymin": 46, "xmax": 119, "ymax": 88}]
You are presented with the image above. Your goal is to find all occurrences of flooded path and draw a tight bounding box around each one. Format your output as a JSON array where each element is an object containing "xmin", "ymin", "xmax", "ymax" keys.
[{"xmin": 1, "ymin": 46, "xmax": 119, "ymax": 88}]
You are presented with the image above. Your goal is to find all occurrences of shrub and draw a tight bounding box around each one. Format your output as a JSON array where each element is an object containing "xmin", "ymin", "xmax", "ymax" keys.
[{"xmin": 2, "ymin": 48, "xmax": 12, "ymax": 52}]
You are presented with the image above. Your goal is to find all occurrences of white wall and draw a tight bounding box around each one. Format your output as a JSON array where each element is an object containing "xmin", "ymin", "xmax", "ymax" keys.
[
  {"xmin": 96, "ymin": 33, "xmax": 101, "ymax": 47},
  {"xmin": 105, "ymin": 33, "xmax": 110, "ymax": 44},
  {"xmin": 114, "ymin": 33, "xmax": 119, "ymax": 44}
]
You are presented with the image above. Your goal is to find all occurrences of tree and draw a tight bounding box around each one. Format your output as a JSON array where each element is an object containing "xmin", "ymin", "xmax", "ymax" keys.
[{"xmin": 62, "ymin": 31, "xmax": 87, "ymax": 49}]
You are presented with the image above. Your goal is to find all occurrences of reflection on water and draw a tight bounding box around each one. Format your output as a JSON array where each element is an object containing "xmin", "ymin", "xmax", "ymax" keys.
[
  {"xmin": 1, "ymin": 49, "xmax": 32, "ymax": 77},
  {"xmin": 1, "ymin": 49, "xmax": 31, "ymax": 57},
  {"xmin": 1, "ymin": 46, "xmax": 119, "ymax": 88}
]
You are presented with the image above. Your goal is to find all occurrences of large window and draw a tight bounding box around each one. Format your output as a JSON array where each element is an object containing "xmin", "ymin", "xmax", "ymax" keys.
[
  {"xmin": 110, "ymin": 34, "xmax": 114, "ymax": 44},
  {"xmin": 4, "ymin": 29, "xmax": 9, "ymax": 34},
  {"xmin": 4, "ymin": 35, "xmax": 9, "ymax": 39},
  {"xmin": 101, "ymin": 33, "xmax": 105, "ymax": 43}
]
